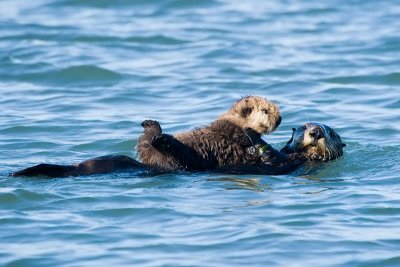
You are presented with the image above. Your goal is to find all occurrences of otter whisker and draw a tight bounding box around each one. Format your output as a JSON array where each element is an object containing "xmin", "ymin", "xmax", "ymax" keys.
[
  {"xmin": 334, "ymin": 146, "xmax": 341, "ymax": 159},
  {"xmin": 330, "ymin": 145, "xmax": 337, "ymax": 160},
  {"xmin": 332, "ymin": 146, "xmax": 336, "ymax": 160},
  {"xmin": 329, "ymin": 144, "xmax": 341, "ymax": 161},
  {"xmin": 326, "ymin": 146, "xmax": 332, "ymax": 161},
  {"xmin": 326, "ymin": 144, "xmax": 335, "ymax": 160}
]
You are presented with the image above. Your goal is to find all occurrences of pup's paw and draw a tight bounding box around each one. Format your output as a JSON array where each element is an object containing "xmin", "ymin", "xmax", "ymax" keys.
[{"xmin": 151, "ymin": 134, "xmax": 172, "ymax": 150}]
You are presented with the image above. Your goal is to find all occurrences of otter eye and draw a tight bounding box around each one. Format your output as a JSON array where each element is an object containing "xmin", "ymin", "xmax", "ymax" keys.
[
  {"xmin": 240, "ymin": 107, "xmax": 253, "ymax": 118},
  {"xmin": 262, "ymin": 109, "xmax": 268, "ymax": 114}
]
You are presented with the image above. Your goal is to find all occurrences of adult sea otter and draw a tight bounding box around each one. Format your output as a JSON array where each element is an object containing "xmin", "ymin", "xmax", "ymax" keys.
[{"xmin": 11, "ymin": 123, "xmax": 345, "ymax": 177}]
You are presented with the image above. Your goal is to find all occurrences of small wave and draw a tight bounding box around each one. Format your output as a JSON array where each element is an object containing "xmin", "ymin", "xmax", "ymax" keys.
[
  {"xmin": 53, "ymin": 0, "xmax": 219, "ymax": 9},
  {"xmin": 164, "ymin": 0, "xmax": 220, "ymax": 9},
  {"xmin": 324, "ymin": 72, "xmax": 400, "ymax": 85},
  {"xmin": 320, "ymin": 87, "xmax": 362, "ymax": 95},
  {"xmin": 0, "ymin": 125, "xmax": 67, "ymax": 135},
  {"xmin": 69, "ymin": 139, "xmax": 119, "ymax": 152},
  {"xmin": 19, "ymin": 65, "xmax": 123, "ymax": 86},
  {"xmin": 51, "ymin": 0, "xmax": 148, "ymax": 8},
  {"xmin": 356, "ymin": 207, "xmax": 400, "ymax": 216},
  {"xmin": 69, "ymin": 139, "xmax": 134, "ymax": 155},
  {"xmin": 0, "ymin": 188, "xmax": 54, "ymax": 206},
  {"xmin": 83, "ymin": 207, "xmax": 183, "ymax": 220},
  {"xmin": 126, "ymin": 35, "xmax": 189, "ymax": 46},
  {"xmin": 361, "ymin": 257, "xmax": 400, "ymax": 267},
  {"xmin": 386, "ymin": 99, "xmax": 400, "ymax": 109}
]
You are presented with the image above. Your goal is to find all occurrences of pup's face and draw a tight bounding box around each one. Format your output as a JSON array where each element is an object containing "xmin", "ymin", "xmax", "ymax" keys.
[
  {"xmin": 281, "ymin": 123, "xmax": 346, "ymax": 161},
  {"xmin": 233, "ymin": 96, "xmax": 282, "ymax": 134}
]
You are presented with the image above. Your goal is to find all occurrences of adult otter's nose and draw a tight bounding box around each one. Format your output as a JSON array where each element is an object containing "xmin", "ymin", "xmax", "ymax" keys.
[
  {"xmin": 309, "ymin": 127, "xmax": 323, "ymax": 140},
  {"xmin": 276, "ymin": 116, "xmax": 282, "ymax": 127}
]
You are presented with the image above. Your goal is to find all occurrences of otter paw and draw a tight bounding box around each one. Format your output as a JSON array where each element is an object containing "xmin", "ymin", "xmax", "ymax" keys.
[
  {"xmin": 244, "ymin": 128, "xmax": 262, "ymax": 145},
  {"xmin": 287, "ymin": 153, "xmax": 307, "ymax": 164},
  {"xmin": 246, "ymin": 146, "xmax": 257, "ymax": 155},
  {"xmin": 308, "ymin": 153, "xmax": 322, "ymax": 161},
  {"xmin": 151, "ymin": 134, "xmax": 172, "ymax": 150}
]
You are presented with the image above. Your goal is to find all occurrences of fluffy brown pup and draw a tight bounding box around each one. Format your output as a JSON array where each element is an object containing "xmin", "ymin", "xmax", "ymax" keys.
[{"xmin": 137, "ymin": 96, "xmax": 282, "ymax": 171}]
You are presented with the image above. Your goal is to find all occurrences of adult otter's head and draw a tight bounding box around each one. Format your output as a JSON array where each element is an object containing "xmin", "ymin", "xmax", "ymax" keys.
[
  {"xmin": 219, "ymin": 96, "xmax": 282, "ymax": 134},
  {"xmin": 281, "ymin": 123, "xmax": 346, "ymax": 161}
]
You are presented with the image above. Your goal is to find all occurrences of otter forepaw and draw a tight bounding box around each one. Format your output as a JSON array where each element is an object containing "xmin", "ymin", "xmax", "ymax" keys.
[
  {"xmin": 244, "ymin": 128, "xmax": 262, "ymax": 145},
  {"xmin": 307, "ymin": 153, "xmax": 322, "ymax": 161},
  {"xmin": 151, "ymin": 134, "xmax": 173, "ymax": 151},
  {"xmin": 287, "ymin": 153, "xmax": 307, "ymax": 164}
]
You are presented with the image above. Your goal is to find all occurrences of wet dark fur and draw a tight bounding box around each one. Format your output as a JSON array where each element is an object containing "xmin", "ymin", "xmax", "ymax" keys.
[
  {"xmin": 217, "ymin": 128, "xmax": 306, "ymax": 175},
  {"xmin": 11, "ymin": 155, "xmax": 147, "ymax": 178},
  {"xmin": 137, "ymin": 95, "xmax": 282, "ymax": 171},
  {"xmin": 137, "ymin": 120, "xmax": 259, "ymax": 171}
]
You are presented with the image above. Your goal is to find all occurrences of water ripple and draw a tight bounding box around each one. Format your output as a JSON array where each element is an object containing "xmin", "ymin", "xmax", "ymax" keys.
[
  {"xmin": 8, "ymin": 65, "xmax": 123, "ymax": 86},
  {"xmin": 1, "ymin": 0, "xmax": 400, "ymax": 266}
]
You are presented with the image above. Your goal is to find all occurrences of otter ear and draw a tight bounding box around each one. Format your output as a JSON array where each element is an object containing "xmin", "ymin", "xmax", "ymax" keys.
[
  {"xmin": 342, "ymin": 143, "xmax": 346, "ymax": 147},
  {"xmin": 240, "ymin": 107, "xmax": 253, "ymax": 118},
  {"xmin": 292, "ymin": 128, "xmax": 296, "ymax": 132}
]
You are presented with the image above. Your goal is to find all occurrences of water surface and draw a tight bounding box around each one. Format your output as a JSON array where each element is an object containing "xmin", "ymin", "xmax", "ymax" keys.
[{"xmin": 1, "ymin": 0, "xmax": 400, "ymax": 266}]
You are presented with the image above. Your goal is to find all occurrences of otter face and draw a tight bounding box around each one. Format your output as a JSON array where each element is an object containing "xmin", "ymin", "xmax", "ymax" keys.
[
  {"xmin": 231, "ymin": 96, "xmax": 282, "ymax": 134},
  {"xmin": 281, "ymin": 123, "xmax": 346, "ymax": 161}
]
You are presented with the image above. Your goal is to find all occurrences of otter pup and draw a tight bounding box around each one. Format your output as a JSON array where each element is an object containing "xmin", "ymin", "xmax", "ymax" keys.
[{"xmin": 137, "ymin": 96, "xmax": 282, "ymax": 171}]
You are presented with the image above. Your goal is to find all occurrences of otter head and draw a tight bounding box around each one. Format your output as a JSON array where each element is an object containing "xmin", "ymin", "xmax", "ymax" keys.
[
  {"xmin": 220, "ymin": 96, "xmax": 282, "ymax": 134},
  {"xmin": 281, "ymin": 123, "xmax": 346, "ymax": 161}
]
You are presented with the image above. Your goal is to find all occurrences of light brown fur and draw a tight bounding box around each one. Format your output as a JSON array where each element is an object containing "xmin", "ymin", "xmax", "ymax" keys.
[{"xmin": 137, "ymin": 96, "xmax": 282, "ymax": 171}]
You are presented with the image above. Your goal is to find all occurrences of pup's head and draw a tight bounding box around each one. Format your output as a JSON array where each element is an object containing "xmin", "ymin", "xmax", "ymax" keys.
[{"xmin": 221, "ymin": 96, "xmax": 281, "ymax": 134}]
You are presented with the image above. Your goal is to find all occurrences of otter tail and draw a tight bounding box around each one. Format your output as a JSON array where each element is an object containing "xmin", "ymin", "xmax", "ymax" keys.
[{"xmin": 11, "ymin": 164, "xmax": 77, "ymax": 178}]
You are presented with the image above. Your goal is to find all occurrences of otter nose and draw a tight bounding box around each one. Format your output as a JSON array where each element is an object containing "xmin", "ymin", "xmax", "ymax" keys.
[
  {"xmin": 276, "ymin": 116, "xmax": 282, "ymax": 127},
  {"xmin": 309, "ymin": 127, "xmax": 323, "ymax": 140}
]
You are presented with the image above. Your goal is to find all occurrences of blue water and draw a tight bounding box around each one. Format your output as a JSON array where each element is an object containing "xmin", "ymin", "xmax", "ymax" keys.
[{"xmin": 1, "ymin": 0, "xmax": 400, "ymax": 266}]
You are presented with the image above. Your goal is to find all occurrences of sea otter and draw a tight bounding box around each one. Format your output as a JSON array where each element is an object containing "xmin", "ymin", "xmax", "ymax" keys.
[
  {"xmin": 11, "ymin": 122, "xmax": 345, "ymax": 177},
  {"xmin": 137, "ymin": 96, "xmax": 282, "ymax": 171},
  {"xmin": 219, "ymin": 122, "xmax": 346, "ymax": 175},
  {"xmin": 281, "ymin": 122, "xmax": 346, "ymax": 161}
]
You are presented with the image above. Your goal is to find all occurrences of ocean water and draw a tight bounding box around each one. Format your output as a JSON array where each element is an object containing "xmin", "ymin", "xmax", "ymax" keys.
[{"xmin": 1, "ymin": 0, "xmax": 400, "ymax": 266}]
